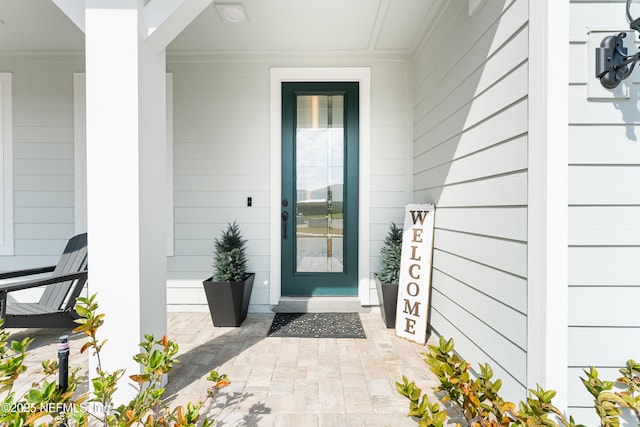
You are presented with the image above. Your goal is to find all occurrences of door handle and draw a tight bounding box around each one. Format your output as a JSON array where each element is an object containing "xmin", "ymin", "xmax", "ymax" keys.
[{"xmin": 281, "ymin": 211, "xmax": 289, "ymax": 240}]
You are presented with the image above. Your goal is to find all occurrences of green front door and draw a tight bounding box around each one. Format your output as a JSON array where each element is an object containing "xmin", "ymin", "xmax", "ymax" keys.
[{"xmin": 281, "ymin": 82, "xmax": 359, "ymax": 296}]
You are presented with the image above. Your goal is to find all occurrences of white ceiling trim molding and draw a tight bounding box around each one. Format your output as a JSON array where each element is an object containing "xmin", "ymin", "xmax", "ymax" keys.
[
  {"xmin": 51, "ymin": 0, "xmax": 214, "ymax": 53},
  {"xmin": 7, "ymin": 1, "xmax": 439, "ymax": 55},
  {"xmin": 51, "ymin": 0, "xmax": 86, "ymax": 32},
  {"xmin": 166, "ymin": 51, "xmax": 412, "ymax": 63},
  {"xmin": 145, "ymin": 0, "xmax": 214, "ymax": 52},
  {"xmin": 367, "ymin": 0, "xmax": 391, "ymax": 51},
  {"xmin": 412, "ymin": 0, "xmax": 449, "ymax": 60}
]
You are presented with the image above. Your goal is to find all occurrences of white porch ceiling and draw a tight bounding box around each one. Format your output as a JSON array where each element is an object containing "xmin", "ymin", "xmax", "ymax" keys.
[{"xmin": 0, "ymin": 0, "xmax": 441, "ymax": 55}]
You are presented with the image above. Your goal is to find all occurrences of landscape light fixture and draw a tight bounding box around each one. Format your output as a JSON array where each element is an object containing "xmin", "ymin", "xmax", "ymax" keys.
[{"xmin": 596, "ymin": 0, "xmax": 640, "ymax": 89}]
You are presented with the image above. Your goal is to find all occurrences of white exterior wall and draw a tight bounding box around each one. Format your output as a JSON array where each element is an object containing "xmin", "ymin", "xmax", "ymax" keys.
[
  {"xmin": 0, "ymin": 55, "xmax": 82, "ymax": 272},
  {"xmin": 0, "ymin": 6, "xmax": 457, "ymax": 313},
  {"xmin": 0, "ymin": 1, "xmax": 636, "ymax": 420},
  {"xmin": 413, "ymin": 0, "xmax": 529, "ymax": 400},
  {"xmin": 0, "ymin": 54, "xmax": 412, "ymax": 310},
  {"xmin": 569, "ymin": 1, "xmax": 640, "ymax": 423},
  {"xmin": 166, "ymin": 59, "xmax": 273, "ymax": 309},
  {"xmin": 166, "ymin": 55, "xmax": 414, "ymax": 310}
]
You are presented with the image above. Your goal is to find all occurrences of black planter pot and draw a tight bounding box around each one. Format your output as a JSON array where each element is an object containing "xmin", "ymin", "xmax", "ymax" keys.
[
  {"xmin": 203, "ymin": 273, "xmax": 255, "ymax": 327},
  {"xmin": 374, "ymin": 274, "xmax": 399, "ymax": 329}
]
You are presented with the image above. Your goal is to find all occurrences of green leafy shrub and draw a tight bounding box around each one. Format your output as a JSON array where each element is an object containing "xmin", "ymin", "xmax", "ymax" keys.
[
  {"xmin": 0, "ymin": 293, "xmax": 229, "ymax": 426},
  {"xmin": 400, "ymin": 336, "xmax": 640, "ymax": 427},
  {"xmin": 396, "ymin": 375, "xmax": 447, "ymax": 427},
  {"xmin": 398, "ymin": 336, "xmax": 585, "ymax": 427},
  {"xmin": 377, "ymin": 222, "xmax": 403, "ymax": 284},
  {"xmin": 0, "ymin": 321, "xmax": 83, "ymax": 426},
  {"xmin": 616, "ymin": 359, "xmax": 640, "ymax": 423},
  {"xmin": 212, "ymin": 221, "xmax": 248, "ymax": 282},
  {"xmin": 581, "ymin": 360, "xmax": 640, "ymax": 427}
]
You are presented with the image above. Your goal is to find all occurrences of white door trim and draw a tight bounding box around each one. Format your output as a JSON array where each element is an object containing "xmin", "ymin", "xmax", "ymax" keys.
[{"xmin": 269, "ymin": 67, "xmax": 371, "ymax": 305}]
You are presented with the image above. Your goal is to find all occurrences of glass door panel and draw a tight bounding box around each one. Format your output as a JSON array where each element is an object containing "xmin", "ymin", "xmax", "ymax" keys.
[
  {"xmin": 295, "ymin": 95, "xmax": 344, "ymax": 273},
  {"xmin": 281, "ymin": 82, "xmax": 359, "ymax": 296}
]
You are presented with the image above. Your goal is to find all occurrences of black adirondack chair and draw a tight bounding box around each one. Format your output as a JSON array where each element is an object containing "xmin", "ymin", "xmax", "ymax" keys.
[{"xmin": 0, "ymin": 233, "xmax": 88, "ymax": 328}]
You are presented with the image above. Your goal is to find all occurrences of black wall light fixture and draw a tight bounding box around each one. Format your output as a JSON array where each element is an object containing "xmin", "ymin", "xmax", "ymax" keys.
[{"xmin": 596, "ymin": 0, "xmax": 640, "ymax": 89}]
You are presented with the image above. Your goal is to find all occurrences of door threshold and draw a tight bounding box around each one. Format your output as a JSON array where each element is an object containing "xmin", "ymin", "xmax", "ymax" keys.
[{"xmin": 275, "ymin": 296, "xmax": 371, "ymax": 313}]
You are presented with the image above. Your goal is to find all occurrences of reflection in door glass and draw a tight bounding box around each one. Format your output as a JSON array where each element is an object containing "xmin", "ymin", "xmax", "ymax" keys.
[{"xmin": 295, "ymin": 95, "xmax": 344, "ymax": 273}]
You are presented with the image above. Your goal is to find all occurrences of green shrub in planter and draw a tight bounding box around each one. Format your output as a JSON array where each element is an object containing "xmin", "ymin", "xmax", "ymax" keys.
[
  {"xmin": 205, "ymin": 222, "xmax": 254, "ymax": 327},
  {"xmin": 378, "ymin": 222, "xmax": 403, "ymax": 284},
  {"xmin": 375, "ymin": 222, "xmax": 403, "ymax": 328},
  {"xmin": 213, "ymin": 221, "xmax": 248, "ymax": 282}
]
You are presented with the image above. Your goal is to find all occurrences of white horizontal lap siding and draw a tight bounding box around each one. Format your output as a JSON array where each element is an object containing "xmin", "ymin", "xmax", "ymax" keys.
[
  {"xmin": 168, "ymin": 60, "xmax": 271, "ymax": 307},
  {"xmin": 370, "ymin": 61, "xmax": 414, "ymax": 303},
  {"xmin": 568, "ymin": 1, "xmax": 640, "ymax": 422},
  {"xmin": 412, "ymin": 0, "xmax": 528, "ymax": 401},
  {"xmin": 0, "ymin": 73, "xmax": 12, "ymax": 256},
  {"xmin": 0, "ymin": 58, "xmax": 80, "ymax": 272},
  {"xmin": 168, "ymin": 58, "xmax": 413, "ymax": 308}
]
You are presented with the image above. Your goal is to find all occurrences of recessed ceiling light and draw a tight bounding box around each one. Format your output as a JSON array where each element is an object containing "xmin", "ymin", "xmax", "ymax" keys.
[{"xmin": 215, "ymin": 3, "xmax": 248, "ymax": 24}]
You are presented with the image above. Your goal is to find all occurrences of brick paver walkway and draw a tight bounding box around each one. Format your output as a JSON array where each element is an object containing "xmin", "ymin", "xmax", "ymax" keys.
[{"xmin": 7, "ymin": 311, "xmax": 462, "ymax": 426}]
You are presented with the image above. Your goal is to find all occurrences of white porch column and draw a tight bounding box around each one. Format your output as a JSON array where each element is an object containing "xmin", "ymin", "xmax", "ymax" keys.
[
  {"xmin": 85, "ymin": 0, "xmax": 167, "ymax": 403},
  {"xmin": 52, "ymin": 0, "xmax": 212, "ymax": 405},
  {"xmin": 528, "ymin": 0, "xmax": 570, "ymax": 410},
  {"xmin": 52, "ymin": 0, "xmax": 213, "ymax": 403}
]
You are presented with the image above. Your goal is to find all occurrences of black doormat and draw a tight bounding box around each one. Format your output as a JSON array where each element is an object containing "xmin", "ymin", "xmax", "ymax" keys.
[{"xmin": 267, "ymin": 312, "xmax": 366, "ymax": 338}]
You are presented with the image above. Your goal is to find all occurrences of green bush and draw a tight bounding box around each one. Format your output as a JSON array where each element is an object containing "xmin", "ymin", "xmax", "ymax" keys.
[
  {"xmin": 377, "ymin": 222, "xmax": 403, "ymax": 284},
  {"xmin": 581, "ymin": 361, "xmax": 640, "ymax": 427},
  {"xmin": 397, "ymin": 336, "xmax": 640, "ymax": 427},
  {"xmin": 212, "ymin": 222, "xmax": 248, "ymax": 282},
  {"xmin": 0, "ymin": 293, "xmax": 229, "ymax": 426}
]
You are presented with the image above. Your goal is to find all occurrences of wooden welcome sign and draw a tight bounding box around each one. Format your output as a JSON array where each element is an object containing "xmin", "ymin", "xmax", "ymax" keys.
[{"xmin": 394, "ymin": 204, "xmax": 435, "ymax": 345}]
